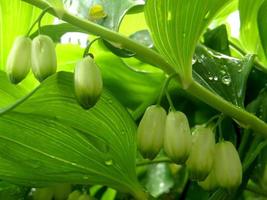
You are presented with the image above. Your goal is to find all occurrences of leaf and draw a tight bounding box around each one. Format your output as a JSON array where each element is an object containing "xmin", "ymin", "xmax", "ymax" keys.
[
  {"xmin": 193, "ymin": 45, "xmax": 254, "ymax": 107},
  {"xmin": 145, "ymin": 163, "xmax": 174, "ymax": 198},
  {"xmin": 30, "ymin": 23, "xmax": 86, "ymax": 43},
  {"xmin": 0, "ymin": 181, "xmax": 29, "ymax": 200},
  {"xmin": 69, "ymin": 0, "xmax": 145, "ymax": 30},
  {"xmin": 239, "ymin": 0, "xmax": 267, "ymax": 66},
  {"xmin": 204, "ymin": 25, "xmax": 231, "ymax": 56},
  {"xmin": 258, "ymin": 0, "xmax": 267, "ymax": 58},
  {"xmin": 144, "ymin": 0, "xmax": 231, "ymax": 87},
  {"xmin": 0, "ymin": 71, "xmax": 144, "ymax": 196}
]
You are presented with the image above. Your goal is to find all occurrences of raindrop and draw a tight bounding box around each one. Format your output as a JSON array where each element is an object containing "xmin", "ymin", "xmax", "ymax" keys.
[
  {"xmin": 238, "ymin": 69, "xmax": 242, "ymax": 73},
  {"xmin": 208, "ymin": 76, "xmax": 214, "ymax": 81},
  {"xmin": 182, "ymin": 32, "xmax": 186, "ymax": 38},
  {"xmin": 214, "ymin": 76, "xmax": 218, "ymax": 81},
  {"xmin": 220, "ymin": 70, "xmax": 226, "ymax": 75},
  {"xmin": 221, "ymin": 75, "xmax": 231, "ymax": 86},
  {"xmin": 83, "ymin": 176, "xmax": 89, "ymax": 180},
  {"xmin": 105, "ymin": 160, "xmax": 113, "ymax": 166}
]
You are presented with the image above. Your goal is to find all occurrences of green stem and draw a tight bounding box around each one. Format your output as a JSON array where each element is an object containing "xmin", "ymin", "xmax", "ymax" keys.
[
  {"xmin": 83, "ymin": 37, "xmax": 101, "ymax": 58},
  {"xmin": 165, "ymin": 91, "xmax": 175, "ymax": 111},
  {"xmin": 26, "ymin": 6, "xmax": 50, "ymax": 36},
  {"xmin": 136, "ymin": 157, "xmax": 172, "ymax": 166},
  {"xmin": 186, "ymin": 81, "xmax": 267, "ymax": 138},
  {"xmin": 22, "ymin": 0, "xmax": 175, "ymax": 75},
  {"xmin": 245, "ymin": 183, "xmax": 267, "ymax": 197},
  {"xmin": 0, "ymin": 86, "xmax": 39, "ymax": 116},
  {"xmin": 22, "ymin": 0, "xmax": 267, "ymax": 138}
]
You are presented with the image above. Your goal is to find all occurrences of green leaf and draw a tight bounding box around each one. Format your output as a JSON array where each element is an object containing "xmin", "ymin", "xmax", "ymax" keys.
[
  {"xmin": 144, "ymin": 0, "xmax": 231, "ymax": 87},
  {"xmin": 239, "ymin": 0, "xmax": 267, "ymax": 66},
  {"xmin": 258, "ymin": 0, "xmax": 267, "ymax": 58},
  {"xmin": 30, "ymin": 23, "xmax": 85, "ymax": 43},
  {"xmin": 193, "ymin": 45, "xmax": 254, "ymax": 107},
  {"xmin": 0, "ymin": 71, "xmax": 144, "ymax": 196},
  {"xmin": 71, "ymin": 0, "xmax": 145, "ymax": 30},
  {"xmin": 204, "ymin": 25, "xmax": 231, "ymax": 56}
]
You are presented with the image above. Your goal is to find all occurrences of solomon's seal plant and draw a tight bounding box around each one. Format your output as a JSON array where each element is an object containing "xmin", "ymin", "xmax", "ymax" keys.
[
  {"xmin": 2, "ymin": 0, "xmax": 267, "ymax": 199},
  {"xmin": 6, "ymin": 36, "xmax": 31, "ymax": 84}
]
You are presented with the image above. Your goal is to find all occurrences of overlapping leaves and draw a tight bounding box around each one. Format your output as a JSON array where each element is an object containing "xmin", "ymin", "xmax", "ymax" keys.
[
  {"xmin": 0, "ymin": 71, "xmax": 140, "ymax": 194},
  {"xmin": 144, "ymin": 0, "xmax": 231, "ymax": 87}
]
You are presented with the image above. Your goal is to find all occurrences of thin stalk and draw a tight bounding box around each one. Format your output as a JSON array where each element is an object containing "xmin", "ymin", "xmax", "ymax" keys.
[
  {"xmin": 165, "ymin": 91, "xmax": 176, "ymax": 111},
  {"xmin": 186, "ymin": 81, "xmax": 267, "ymax": 138},
  {"xmin": 245, "ymin": 183, "xmax": 267, "ymax": 197},
  {"xmin": 22, "ymin": 0, "xmax": 267, "ymax": 138},
  {"xmin": 26, "ymin": 6, "xmax": 51, "ymax": 36},
  {"xmin": 136, "ymin": 157, "xmax": 172, "ymax": 167}
]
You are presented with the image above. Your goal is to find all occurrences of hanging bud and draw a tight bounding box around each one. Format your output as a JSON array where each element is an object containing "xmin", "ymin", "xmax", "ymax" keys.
[
  {"xmin": 137, "ymin": 105, "xmax": 166, "ymax": 160},
  {"xmin": 6, "ymin": 36, "xmax": 31, "ymax": 84},
  {"xmin": 198, "ymin": 170, "xmax": 218, "ymax": 191},
  {"xmin": 186, "ymin": 126, "xmax": 215, "ymax": 181},
  {"xmin": 164, "ymin": 111, "xmax": 192, "ymax": 164},
  {"xmin": 32, "ymin": 187, "xmax": 54, "ymax": 200},
  {"xmin": 53, "ymin": 183, "xmax": 72, "ymax": 200},
  {"xmin": 31, "ymin": 35, "xmax": 57, "ymax": 82},
  {"xmin": 74, "ymin": 56, "xmax": 103, "ymax": 109},
  {"xmin": 213, "ymin": 141, "xmax": 242, "ymax": 190},
  {"xmin": 78, "ymin": 194, "xmax": 92, "ymax": 200}
]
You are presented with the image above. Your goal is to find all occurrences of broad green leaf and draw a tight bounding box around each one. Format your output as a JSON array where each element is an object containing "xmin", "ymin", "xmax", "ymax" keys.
[
  {"xmin": 193, "ymin": 45, "xmax": 254, "ymax": 107},
  {"xmin": 144, "ymin": 0, "xmax": 231, "ymax": 87},
  {"xmin": 68, "ymin": 0, "xmax": 145, "ymax": 30},
  {"xmin": 258, "ymin": 0, "xmax": 267, "ymax": 58},
  {"xmin": 0, "ymin": 71, "xmax": 144, "ymax": 197},
  {"xmin": 204, "ymin": 25, "xmax": 231, "ymax": 56},
  {"xmin": 239, "ymin": 0, "xmax": 267, "ymax": 66},
  {"xmin": 30, "ymin": 23, "xmax": 85, "ymax": 43},
  {"xmin": 0, "ymin": 0, "xmax": 53, "ymax": 71}
]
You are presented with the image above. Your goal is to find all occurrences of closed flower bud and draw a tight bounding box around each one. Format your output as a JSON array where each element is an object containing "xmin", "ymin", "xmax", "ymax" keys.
[
  {"xmin": 164, "ymin": 111, "xmax": 192, "ymax": 164},
  {"xmin": 198, "ymin": 170, "xmax": 218, "ymax": 191},
  {"xmin": 31, "ymin": 35, "xmax": 57, "ymax": 82},
  {"xmin": 6, "ymin": 36, "xmax": 31, "ymax": 84},
  {"xmin": 137, "ymin": 105, "xmax": 166, "ymax": 160},
  {"xmin": 186, "ymin": 126, "xmax": 215, "ymax": 181},
  {"xmin": 74, "ymin": 56, "xmax": 103, "ymax": 109},
  {"xmin": 214, "ymin": 141, "xmax": 242, "ymax": 190}
]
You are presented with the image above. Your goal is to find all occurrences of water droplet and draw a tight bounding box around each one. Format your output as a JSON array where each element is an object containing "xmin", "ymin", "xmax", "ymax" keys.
[
  {"xmin": 220, "ymin": 70, "xmax": 226, "ymax": 75},
  {"xmin": 222, "ymin": 75, "xmax": 231, "ymax": 86},
  {"xmin": 192, "ymin": 57, "xmax": 196, "ymax": 65},
  {"xmin": 83, "ymin": 176, "xmax": 89, "ymax": 180},
  {"xmin": 214, "ymin": 76, "xmax": 218, "ymax": 81},
  {"xmin": 182, "ymin": 32, "xmax": 186, "ymax": 38},
  {"xmin": 238, "ymin": 69, "xmax": 242, "ymax": 73},
  {"xmin": 208, "ymin": 76, "xmax": 213, "ymax": 81},
  {"xmin": 105, "ymin": 160, "xmax": 113, "ymax": 166}
]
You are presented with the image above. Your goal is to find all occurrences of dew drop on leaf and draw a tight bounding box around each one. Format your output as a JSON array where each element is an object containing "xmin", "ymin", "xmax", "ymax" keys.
[{"xmin": 221, "ymin": 75, "xmax": 231, "ymax": 86}]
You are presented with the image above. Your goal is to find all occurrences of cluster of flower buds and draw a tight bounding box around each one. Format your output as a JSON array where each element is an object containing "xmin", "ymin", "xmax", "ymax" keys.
[
  {"xmin": 6, "ymin": 35, "xmax": 57, "ymax": 84},
  {"xmin": 137, "ymin": 106, "xmax": 243, "ymax": 191}
]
